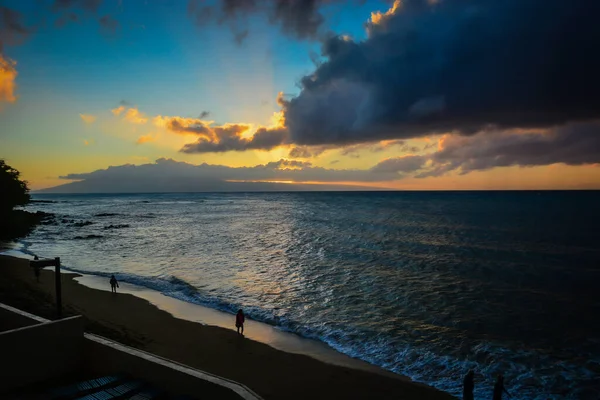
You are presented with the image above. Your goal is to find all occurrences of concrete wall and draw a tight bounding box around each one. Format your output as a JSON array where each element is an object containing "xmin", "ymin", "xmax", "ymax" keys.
[
  {"xmin": 0, "ymin": 303, "xmax": 260, "ymax": 400},
  {"xmin": 84, "ymin": 334, "xmax": 261, "ymax": 400},
  {"xmin": 0, "ymin": 316, "xmax": 84, "ymax": 393},
  {"xmin": 0, "ymin": 303, "xmax": 47, "ymax": 332}
]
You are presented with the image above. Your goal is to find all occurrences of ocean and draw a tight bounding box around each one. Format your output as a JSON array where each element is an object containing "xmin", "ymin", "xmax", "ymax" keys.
[{"xmin": 7, "ymin": 191, "xmax": 600, "ymax": 399}]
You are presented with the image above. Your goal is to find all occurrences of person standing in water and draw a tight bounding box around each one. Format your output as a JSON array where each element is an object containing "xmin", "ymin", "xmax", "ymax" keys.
[
  {"xmin": 493, "ymin": 374, "xmax": 511, "ymax": 400},
  {"xmin": 463, "ymin": 370, "xmax": 475, "ymax": 400},
  {"xmin": 235, "ymin": 309, "xmax": 245, "ymax": 335},
  {"xmin": 109, "ymin": 275, "xmax": 119, "ymax": 293}
]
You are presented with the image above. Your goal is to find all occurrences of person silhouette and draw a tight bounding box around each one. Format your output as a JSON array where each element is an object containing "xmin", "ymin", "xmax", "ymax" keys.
[
  {"xmin": 463, "ymin": 370, "xmax": 475, "ymax": 400},
  {"xmin": 235, "ymin": 309, "xmax": 245, "ymax": 335},
  {"xmin": 33, "ymin": 255, "xmax": 40, "ymax": 282},
  {"xmin": 109, "ymin": 275, "xmax": 119, "ymax": 293},
  {"xmin": 493, "ymin": 374, "xmax": 511, "ymax": 400}
]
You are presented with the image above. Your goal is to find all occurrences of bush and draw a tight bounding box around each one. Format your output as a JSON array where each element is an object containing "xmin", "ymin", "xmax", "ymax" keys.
[
  {"xmin": 0, "ymin": 159, "xmax": 30, "ymax": 213},
  {"xmin": 0, "ymin": 160, "xmax": 42, "ymax": 240}
]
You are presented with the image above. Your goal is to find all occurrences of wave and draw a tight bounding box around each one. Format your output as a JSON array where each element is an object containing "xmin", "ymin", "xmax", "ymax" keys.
[
  {"xmin": 95, "ymin": 213, "xmax": 121, "ymax": 217},
  {"xmin": 103, "ymin": 224, "xmax": 130, "ymax": 229},
  {"xmin": 6, "ymin": 240, "xmax": 596, "ymax": 400},
  {"xmin": 73, "ymin": 234, "xmax": 104, "ymax": 240},
  {"xmin": 135, "ymin": 214, "xmax": 156, "ymax": 218},
  {"xmin": 60, "ymin": 268, "xmax": 596, "ymax": 400},
  {"xmin": 72, "ymin": 220, "xmax": 94, "ymax": 227}
]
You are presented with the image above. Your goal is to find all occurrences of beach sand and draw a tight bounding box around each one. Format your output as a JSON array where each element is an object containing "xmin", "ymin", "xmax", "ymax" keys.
[{"xmin": 0, "ymin": 255, "xmax": 455, "ymax": 400}]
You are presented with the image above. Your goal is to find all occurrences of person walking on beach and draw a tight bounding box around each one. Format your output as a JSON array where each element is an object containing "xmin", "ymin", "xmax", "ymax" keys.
[
  {"xmin": 493, "ymin": 374, "xmax": 511, "ymax": 400},
  {"xmin": 33, "ymin": 255, "xmax": 40, "ymax": 282},
  {"xmin": 235, "ymin": 309, "xmax": 245, "ymax": 335},
  {"xmin": 109, "ymin": 275, "xmax": 119, "ymax": 293},
  {"xmin": 463, "ymin": 370, "xmax": 475, "ymax": 400}
]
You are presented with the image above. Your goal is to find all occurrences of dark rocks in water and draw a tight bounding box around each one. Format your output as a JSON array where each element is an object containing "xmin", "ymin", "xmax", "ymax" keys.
[
  {"xmin": 0, "ymin": 210, "xmax": 55, "ymax": 240},
  {"xmin": 30, "ymin": 200, "xmax": 58, "ymax": 203},
  {"xmin": 103, "ymin": 224, "xmax": 130, "ymax": 229},
  {"xmin": 587, "ymin": 361, "xmax": 600, "ymax": 374},
  {"xmin": 72, "ymin": 220, "xmax": 93, "ymax": 227},
  {"xmin": 73, "ymin": 234, "xmax": 104, "ymax": 240},
  {"xmin": 38, "ymin": 211, "xmax": 57, "ymax": 225},
  {"xmin": 95, "ymin": 213, "xmax": 120, "ymax": 217}
]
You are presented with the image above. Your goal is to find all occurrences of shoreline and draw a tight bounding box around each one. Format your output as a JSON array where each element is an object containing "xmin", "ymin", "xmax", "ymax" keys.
[
  {"xmin": 2, "ymin": 247, "xmax": 391, "ymax": 376},
  {"xmin": 74, "ymin": 274, "xmax": 399, "ymax": 378},
  {"xmin": 0, "ymin": 254, "xmax": 454, "ymax": 399}
]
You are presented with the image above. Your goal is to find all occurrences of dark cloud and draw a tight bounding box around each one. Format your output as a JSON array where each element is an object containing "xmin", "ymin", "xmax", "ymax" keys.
[
  {"xmin": 2, "ymin": 1, "xmax": 119, "ymax": 48},
  {"xmin": 233, "ymin": 29, "xmax": 248, "ymax": 45},
  {"xmin": 54, "ymin": 12, "xmax": 79, "ymax": 28},
  {"xmin": 288, "ymin": 145, "xmax": 331, "ymax": 159},
  {"xmin": 157, "ymin": 117, "xmax": 214, "ymax": 139},
  {"xmin": 187, "ymin": 0, "xmax": 350, "ymax": 42},
  {"xmin": 371, "ymin": 155, "xmax": 427, "ymax": 174},
  {"xmin": 199, "ymin": 110, "xmax": 210, "ymax": 119},
  {"xmin": 282, "ymin": 0, "xmax": 600, "ymax": 147},
  {"xmin": 52, "ymin": 0, "xmax": 102, "ymax": 13},
  {"xmin": 426, "ymin": 121, "xmax": 600, "ymax": 176},
  {"xmin": 341, "ymin": 140, "xmax": 406, "ymax": 156},
  {"xmin": 180, "ymin": 126, "xmax": 288, "ymax": 153},
  {"xmin": 288, "ymin": 140, "xmax": 410, "ymax": 159},
  {"xmin": 99, "ymin": 14, "xmax": 119, "ymax": 34},
  {"xmin": 0, "ymin": 6, "xmax": 31, "ymax": 50}
]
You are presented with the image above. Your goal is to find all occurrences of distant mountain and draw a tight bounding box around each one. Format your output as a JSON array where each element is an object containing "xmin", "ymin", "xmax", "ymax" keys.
[
  {"xmin": 37, "ymin": 178, "xmax": 377, "ymax": 193},
  {"xmin": 36, "ymin": 158, "xmax": 388, "ymax": 193}
]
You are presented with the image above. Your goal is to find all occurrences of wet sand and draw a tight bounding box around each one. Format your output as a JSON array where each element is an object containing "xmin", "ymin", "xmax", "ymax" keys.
[{"xmin": 0, "ymin": 255, "xmax": 455, "ymax": 400}]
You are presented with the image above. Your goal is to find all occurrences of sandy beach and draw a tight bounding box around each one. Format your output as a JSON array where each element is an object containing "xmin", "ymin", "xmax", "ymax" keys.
[{"xmin": 0, "ymin": 255, "xmax": 455, "ymax": 399}]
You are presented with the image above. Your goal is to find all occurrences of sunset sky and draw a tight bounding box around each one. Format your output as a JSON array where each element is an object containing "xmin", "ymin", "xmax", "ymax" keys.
[{"xmin": 1, "ymin": 0, "xmax": 599, "ymax": 191}]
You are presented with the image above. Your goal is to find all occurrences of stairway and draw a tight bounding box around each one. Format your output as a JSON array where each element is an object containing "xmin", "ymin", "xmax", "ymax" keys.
[{"xmin": 8, "ymin": 374, "xmax": 198, "ymax": 400}]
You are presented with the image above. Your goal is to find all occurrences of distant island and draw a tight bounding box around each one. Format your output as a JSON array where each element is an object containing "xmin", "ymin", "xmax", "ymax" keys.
[{"xmin": 36, "ymin": 159, "xmax": 382, "ymax": 193}]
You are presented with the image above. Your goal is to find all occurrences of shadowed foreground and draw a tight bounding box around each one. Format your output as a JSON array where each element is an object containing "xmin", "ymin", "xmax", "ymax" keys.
[{"xmin": 0, "ymin": 255, "xmax": 454, "ymax": 400}]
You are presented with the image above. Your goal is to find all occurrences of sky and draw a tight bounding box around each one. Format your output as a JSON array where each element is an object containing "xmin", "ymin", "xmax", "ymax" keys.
[{"xmin": 1, "ymin": 0, "xmax": 599, "ymax": 191}]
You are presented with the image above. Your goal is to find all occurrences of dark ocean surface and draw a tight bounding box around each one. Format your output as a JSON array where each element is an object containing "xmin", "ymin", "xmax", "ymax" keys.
[{"xmin": 8, "ymin": 191, "xmax": 600, "ymax": 399}]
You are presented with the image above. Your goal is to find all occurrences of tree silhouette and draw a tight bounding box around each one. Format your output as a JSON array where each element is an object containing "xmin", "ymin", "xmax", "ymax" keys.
[
  {"xmin": 0, "ymin": 159, "xmax": 30, "ymax": 214},
  {"xmin": 0, "ymin": 160, "xmax": 46, "ymax": 240}
]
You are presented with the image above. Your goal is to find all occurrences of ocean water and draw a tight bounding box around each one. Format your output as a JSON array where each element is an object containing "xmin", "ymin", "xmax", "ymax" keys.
[{"xmin": 8, "ymin": 191, "xmax": 600, "ymax": 399}]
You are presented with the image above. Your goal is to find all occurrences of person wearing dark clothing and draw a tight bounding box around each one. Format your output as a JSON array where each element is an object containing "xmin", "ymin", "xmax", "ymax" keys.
[
  {"xmin": 493, "ymin": 374, "xmax": 511, "ymax": 400},
  {"xmin": 109, "ymin": 275, "xmax": 119, "ymax": 293},
  {"xmin": 33, "ymin": 255, "xmax": 40, "ymax": 282},
  {"xmin": 235, "ymin": 309, "xmax": 245, "ymax": 335},
  {"xmin": 463, "ymin": 370, "xmax": 475, "ymax": 400}
]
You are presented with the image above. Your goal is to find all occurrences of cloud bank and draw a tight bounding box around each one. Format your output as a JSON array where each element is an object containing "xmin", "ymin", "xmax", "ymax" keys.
[
  {"xmin": 187, "ymin": 0, "xmax": 350, "ymax": 42},
  {"xmin": 281, "ymin": 0, "xmax": 600, "ymax": 146},
  {"xmin": 426, "ymin": 121, "xmax": 600, "ymax": 177},
  {"xmin": 0, "ymin": 6, "xmax": 31, "ymax": 51}
]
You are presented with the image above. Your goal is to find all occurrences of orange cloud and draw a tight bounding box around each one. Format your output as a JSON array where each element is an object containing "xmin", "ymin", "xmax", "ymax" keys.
[
  {"xmin": 79, "ymin": 113, "xmax": 97, "ymax": 124},
  {"xmin": 369, "ymin": 0, "xmax": 402, "ymax": 26},
  {"xmin": 111, "ymin": 105, "xmax": 125, "ymax": 116},
  {"xmin": 154, "ymin": 110, "xmax": 288, "ymax": 154},
  {"xmin": 111, "ymin": 105, "xmax": 148, "ymax": 124},
  {"xmin": 124, "ymin": 107, "xmax": 148, "ymax": 124},
  {"xmin": 136, "ymin": 134, "xmax": 155, "ymax": 144},
  {"xmin": 0, "ymin": 55, "xmax": 18, "ymax": 104},
  {"xmin": 152, "ymin": 115, "xmax": 216, "ymax": 140}
]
